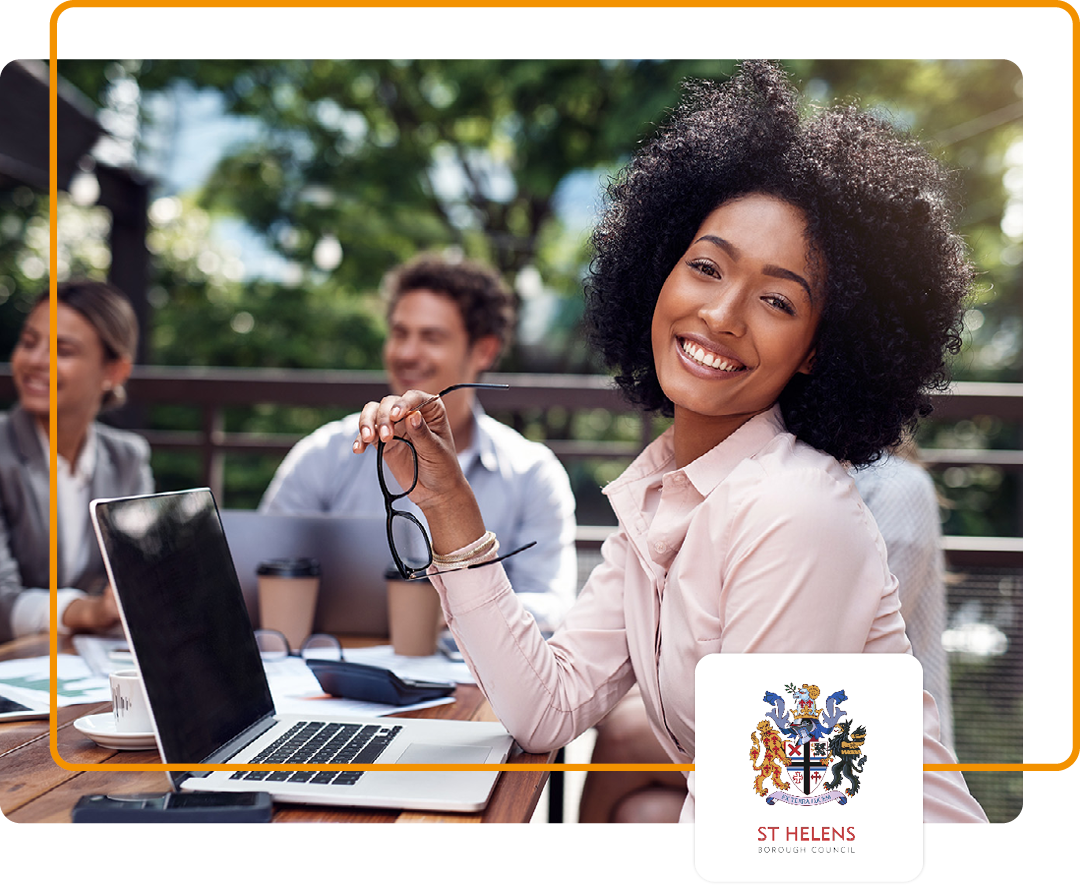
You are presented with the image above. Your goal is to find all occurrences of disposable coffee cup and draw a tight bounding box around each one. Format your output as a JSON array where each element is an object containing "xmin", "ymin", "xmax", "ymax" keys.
[
  {"xmin": 257, "ymin": 557, "xmax": 321, "ymax": 651},
  {"xmin": 385, "ymin": 566, "xmax": 443, "ymax": 657},
  {"xmin": 110, "ymin": 669, "xmax": 152, "ymax": 734}
]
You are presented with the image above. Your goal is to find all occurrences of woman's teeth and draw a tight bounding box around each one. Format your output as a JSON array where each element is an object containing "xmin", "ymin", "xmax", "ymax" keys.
[
  {"xmin": 21, "ymin": 376, "xmax": 49, "ymax": 393},
  {"xmin": 680, "ymin": 339, "xmax": 744, "ymax": 372}
]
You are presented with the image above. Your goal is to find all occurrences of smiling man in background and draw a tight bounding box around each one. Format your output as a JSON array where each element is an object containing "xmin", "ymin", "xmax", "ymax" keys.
[{"xmin": 260, "ymin": 252, "xmax": 577, "ymax": 629}]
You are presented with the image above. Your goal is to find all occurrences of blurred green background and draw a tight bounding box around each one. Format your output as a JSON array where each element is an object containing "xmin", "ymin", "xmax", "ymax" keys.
[{"xmin": 0, "ymin": 59, "xmax": 1022, "ymax": 531}]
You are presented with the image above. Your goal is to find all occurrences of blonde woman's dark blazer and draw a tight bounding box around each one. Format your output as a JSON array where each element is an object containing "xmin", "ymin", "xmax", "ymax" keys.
[{"xmin": 0, "ymin": 405, "xmax": 153, "ymax": 641}]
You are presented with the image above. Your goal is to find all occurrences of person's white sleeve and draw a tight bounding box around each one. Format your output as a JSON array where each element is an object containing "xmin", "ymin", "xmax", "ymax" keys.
[{"xmin": 10, "ymin": 588, "xmax": 88, "ymax": 637}]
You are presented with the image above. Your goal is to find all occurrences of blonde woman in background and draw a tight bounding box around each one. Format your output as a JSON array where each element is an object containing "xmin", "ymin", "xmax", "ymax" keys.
[{"xmin": 0, "ymin": 280, "xmax": 152, "ymax": 642}]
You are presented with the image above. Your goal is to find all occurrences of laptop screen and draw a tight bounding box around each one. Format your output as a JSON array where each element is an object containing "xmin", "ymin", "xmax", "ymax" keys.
[{"xmin": 93, "ymin": 489, "xmax": 274, "ymax": 767}]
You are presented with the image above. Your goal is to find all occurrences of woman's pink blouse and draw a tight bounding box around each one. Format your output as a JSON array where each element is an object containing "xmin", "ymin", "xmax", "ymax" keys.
[{"xmin": 431, "ymin": 405, "xmax": 987, "ymax": 822}]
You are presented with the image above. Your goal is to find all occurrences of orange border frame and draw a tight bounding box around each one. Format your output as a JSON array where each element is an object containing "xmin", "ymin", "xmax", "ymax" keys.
[{"xmin": 45, "ymin": 2, "xmax": 1071, "ymax": 776}]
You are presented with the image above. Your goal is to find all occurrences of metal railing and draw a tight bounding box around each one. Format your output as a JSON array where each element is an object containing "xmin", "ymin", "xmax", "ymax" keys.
[{"xmin": 0, "ymin": 365, "xmax": 1022, "ymax": 569}]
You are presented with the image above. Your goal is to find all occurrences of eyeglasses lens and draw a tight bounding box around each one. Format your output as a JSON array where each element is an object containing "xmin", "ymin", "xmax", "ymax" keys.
[
  {"xmin": 390, "ymin": 512, "xmax": 431, "ymax": 573},
  {"xmin": 254, "ymin": 629, "xmax": 290, "ymax": 661},
  {"xmin": 300, "ymin": 633, "xmax": 342, "ymax": 660}
]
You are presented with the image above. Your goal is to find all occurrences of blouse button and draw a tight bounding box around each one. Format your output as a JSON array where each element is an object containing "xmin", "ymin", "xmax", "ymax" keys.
[{"xmin": 654, "ymin": 541, "xmax": 667, "ymax": 553}]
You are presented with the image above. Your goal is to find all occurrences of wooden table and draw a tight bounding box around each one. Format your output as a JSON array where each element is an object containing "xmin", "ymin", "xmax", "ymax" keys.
[{"xmin": 0, "ymin": 634, "xmax": 553, "ymax": 823}]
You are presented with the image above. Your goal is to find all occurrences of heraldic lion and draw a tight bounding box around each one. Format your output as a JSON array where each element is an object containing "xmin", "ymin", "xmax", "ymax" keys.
[
  {"xmin": 824, "ymin": 720, "xmax": 867, "ymax": 797},
  {"xmin": 750, "ymin": 720, "xmax": 791, "ymax": 796}
]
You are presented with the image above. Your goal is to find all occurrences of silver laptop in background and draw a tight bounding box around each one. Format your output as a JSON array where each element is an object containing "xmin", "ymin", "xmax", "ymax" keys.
[
  {"xmin": 221, "ymin": 510, "xmax": 393, "ymax": 636},
  {"xmin": 90, "ymin": 488, "xmax": 514, "ymax": 813}
]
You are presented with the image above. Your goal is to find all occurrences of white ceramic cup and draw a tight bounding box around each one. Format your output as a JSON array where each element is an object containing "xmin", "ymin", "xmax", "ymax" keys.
[{"xmin": 109, "ymin": 669, "xmax": 152, "ymax": 734}]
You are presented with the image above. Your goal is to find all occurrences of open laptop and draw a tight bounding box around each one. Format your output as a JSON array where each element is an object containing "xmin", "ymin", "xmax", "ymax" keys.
[
  {"xmin": 220, "ymin": 510, "xmax": 392, "ymax": 636},
  {"xmin": 90, "ymin": 488, "xmax": 514, "ymax": 813}
]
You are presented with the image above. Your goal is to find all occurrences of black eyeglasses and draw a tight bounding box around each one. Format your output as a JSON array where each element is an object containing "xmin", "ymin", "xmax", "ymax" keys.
[
  {"xmin": 376, "ymin": 383, "xmax": 536, "ymax": 580},
  {"xmin": 254, "ymin": 629, "xmax": 343, "ymax": 661}
]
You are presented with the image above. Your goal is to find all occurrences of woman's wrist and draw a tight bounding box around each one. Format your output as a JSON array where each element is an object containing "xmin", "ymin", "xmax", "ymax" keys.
[
  {"xmin": 421, "ymin": 481, "xmax": 488, "ymax": 556},
  {"xmin": 432, "ymin": 531, "xmax": 499, "ymax": 568}
]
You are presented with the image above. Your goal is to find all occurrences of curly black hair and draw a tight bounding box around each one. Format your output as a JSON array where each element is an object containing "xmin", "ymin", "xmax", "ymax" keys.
[{"xmin": 584, "ymin": 60, "xmax": 971, "ymax": 466}]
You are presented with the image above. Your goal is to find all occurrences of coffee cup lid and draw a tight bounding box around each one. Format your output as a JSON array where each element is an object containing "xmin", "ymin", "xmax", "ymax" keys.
[{"xmin": 257, "ymin": 557, "xmax": 320, "ymax": 578}]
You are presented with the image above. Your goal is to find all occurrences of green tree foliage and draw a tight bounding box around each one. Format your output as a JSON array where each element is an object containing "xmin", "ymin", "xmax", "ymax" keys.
[
  {"xmin": 120, "ymin": 59, "xmax": 729, "ymax": 278},
  {"xmin": 0, "ymin": 188, "xmax": 114, "ymax": 356},
  {"xmin": 54, "ymin": 59, "xmax": 744, "ymax": 372},
  {"xmin": 4, "ymin": 60, "xmax": 1022, "ymax": 525},
  {"xmin": 0, "ymin": 187, "xmax": 46, "ymax": 357},
  {"xmin": 47, "ymin": 59, "xmax": 1021, "ymax": 380}
]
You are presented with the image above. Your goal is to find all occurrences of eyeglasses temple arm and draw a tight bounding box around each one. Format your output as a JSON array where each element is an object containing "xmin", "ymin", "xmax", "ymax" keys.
[{"xmin": 397, "ymin": 383, "xmax": 509, "ymax": 423}]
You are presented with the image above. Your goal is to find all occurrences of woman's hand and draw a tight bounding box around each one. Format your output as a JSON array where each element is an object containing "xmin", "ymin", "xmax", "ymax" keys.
[
  {"xmin": 353, "ymin": 389, "xmax": 458, "ymax": 509},
  {"xmin": 62, "ymin": 585, "xmax": 120, "ymax": 633},
  {"xmin": 353, "ymin": 390, "xmax": 487, "ymax": 553}
]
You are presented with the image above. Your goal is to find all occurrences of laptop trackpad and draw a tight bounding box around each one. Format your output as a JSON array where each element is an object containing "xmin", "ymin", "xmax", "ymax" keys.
[
  {"xmin": 396, "ymin": 743, "xmax": 492, "ymax": 764},
  {"xmin": 358, "ymin": 743, "xmax": 497, "ymax": 806}
]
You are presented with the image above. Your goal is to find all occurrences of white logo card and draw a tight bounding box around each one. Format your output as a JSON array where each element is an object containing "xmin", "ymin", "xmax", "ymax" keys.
[{"xmin": 695, "ymin": 653, "xmax": 924, "ymax": 882}]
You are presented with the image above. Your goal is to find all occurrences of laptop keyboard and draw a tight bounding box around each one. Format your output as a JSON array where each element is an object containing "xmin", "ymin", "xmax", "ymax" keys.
[{"xmin": 231, "ymin": 720, "xmax": 402, "ymax": 786}]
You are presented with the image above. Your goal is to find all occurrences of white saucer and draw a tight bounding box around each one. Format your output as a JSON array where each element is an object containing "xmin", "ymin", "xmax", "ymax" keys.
[{"xmin": 73, "ymin": 712, "xmax": 157, "ymax": 750}]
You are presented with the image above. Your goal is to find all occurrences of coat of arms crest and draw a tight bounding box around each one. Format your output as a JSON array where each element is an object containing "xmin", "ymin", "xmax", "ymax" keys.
[{"xmin": 749, "ymin": 682, "xmax": 868, "ymax": 806}]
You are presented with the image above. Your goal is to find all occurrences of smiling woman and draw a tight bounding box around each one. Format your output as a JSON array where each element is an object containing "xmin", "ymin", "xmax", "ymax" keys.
[
  {"xmin": 352, "ymin": 60, "xmax": 986, "ymax": 824},
  {"xmin": 650, "ymin": 195, "xmax": 824, "ymax": 467},
  {"xmin": 587, "ymin": 65, "xmax": 968, "ymax": 470},
  {"xmin": 0, "ymin": 281, "xmax": 153, "ymax": 642}
]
